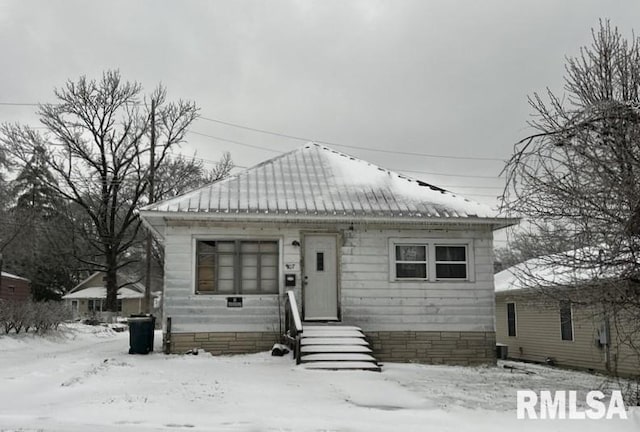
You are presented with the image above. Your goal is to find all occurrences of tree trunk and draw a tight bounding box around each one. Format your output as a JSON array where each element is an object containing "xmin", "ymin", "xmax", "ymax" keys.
[{"xmin": 104, "ymin": 256, "xmax": 118, "ymax": 313}]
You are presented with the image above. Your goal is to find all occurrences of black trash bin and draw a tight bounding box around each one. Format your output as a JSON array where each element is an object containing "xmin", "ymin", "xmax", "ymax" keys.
[{"xmin": 128, "ymin": 314, "xmax": 156, "ymax": 354}]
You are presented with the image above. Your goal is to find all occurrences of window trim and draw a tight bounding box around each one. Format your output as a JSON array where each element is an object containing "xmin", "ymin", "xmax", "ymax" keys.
[
  {"xmin": 193, "ymin": 237, "xmax": 281, "ymax": 296},
  {"xmin": 388, "ymin": 238, "xmax": 474, "ymax": 282},
  {"xmin": 506, "ymin": 302, "xmax": 517, "ymax": 337}
]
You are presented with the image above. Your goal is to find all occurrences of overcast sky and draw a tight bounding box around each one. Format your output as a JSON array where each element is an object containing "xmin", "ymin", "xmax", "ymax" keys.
[{"xmin": 1, "ymin": 1, "xmax": 639, "ymax": 242}]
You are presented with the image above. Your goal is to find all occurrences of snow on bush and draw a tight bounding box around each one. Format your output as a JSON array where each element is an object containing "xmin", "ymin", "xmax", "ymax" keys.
[{"xmin": 0, "ymin": 299, "xmax": 72, "ymax": 334}]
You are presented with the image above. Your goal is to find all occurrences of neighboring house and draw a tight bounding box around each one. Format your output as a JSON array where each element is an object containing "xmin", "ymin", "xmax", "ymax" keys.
[
  {"xmin": 495, "ymin": 257, "xmax": 639, "ymax": 377},
  {"xmin": 62, "ymin": 272, "xmax": 151, "ymax": 320},
  {"xmin": 0, "ymin": 271, "xmax": 31, "ymax": 302},
  {"xmin": 140, "ymin": 143, "xmax": 516, "ymax": 364}
]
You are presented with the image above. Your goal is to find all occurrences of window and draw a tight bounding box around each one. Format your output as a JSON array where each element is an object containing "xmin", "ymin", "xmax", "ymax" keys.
[
  {"xmin": 560, "ymin": 300, "xmax": 574, "ymax": 341},
  {"xmin": 196, "ymin": 240, "xmax": 279, "ymax": 294},
  {"xmin": 395, "ymin": 245, "xmax": 428, "ymax": 279},
  {"xmin": 316, "ymin": 252, "xmax": 325, "ymax": 271},
  {"xmin": 435, "ymin": 245, "xmax": 468, "ymax": 279},
  {"xmin": 88, "ymin": 299, "xmax": 102, "ymax": 312},
  {"xmin": 87, "ymin": 299, "xmax": 122, "ymax": 312},
  {"xmin": 390, "ymin": 239, "xmax": 474, "ymax": 282},
  {"xmin": 507, "ymin": 302, "xmax": 517, "ymax": 337}
]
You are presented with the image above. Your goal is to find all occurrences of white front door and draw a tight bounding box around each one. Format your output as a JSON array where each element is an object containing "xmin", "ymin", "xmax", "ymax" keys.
[{"xmin": 303, "ymin": 234, "xmax": 338, "ymax": 321}]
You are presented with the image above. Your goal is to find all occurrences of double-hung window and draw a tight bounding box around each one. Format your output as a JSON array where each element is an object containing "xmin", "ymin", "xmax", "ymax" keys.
[
  {"xmin": 395, "ymin": 245, "xmax": 428, "ymax": 279},
  {"xmin": 435, "ymin": 245, "xmax": 468, "ymax": 279},
  {"xmin": 197, "ymin": 240, "xmax": 279, "ymax": 295},
  {"xmin": 391, "ymin": 240, "xmax": 472, "ymax": 282}
]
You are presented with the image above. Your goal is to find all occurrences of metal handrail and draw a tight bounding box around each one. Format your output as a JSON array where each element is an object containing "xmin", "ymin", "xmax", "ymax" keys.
[{"xmin": 284, "ymin": 290, "xmax": 303, "ymax": 363}]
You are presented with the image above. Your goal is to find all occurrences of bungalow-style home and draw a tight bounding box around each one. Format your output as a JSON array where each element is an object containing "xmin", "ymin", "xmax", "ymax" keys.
[
  {"xmin": 0, "ymin": 271, "xmax": 31, "ymax": 302},
  {"xmin": 62, "ymin": 271, "xmax": 151, "ymax": 320},
  {"xmin": 495, "ymin": 255, "xmax": 639, "ymax": 377},
  {"xmin": 140, "ymin": 143, "xmax": 516, "ymax": 367}
]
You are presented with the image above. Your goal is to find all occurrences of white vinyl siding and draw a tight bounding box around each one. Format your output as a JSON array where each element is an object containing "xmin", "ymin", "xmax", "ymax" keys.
[
  {"xmin": 344, "ymin": 231, "xmax": 489, "ymax": 332},
  {"xmin": 163, "ymin": 223, "xmax": 493, "ymax": 333}
]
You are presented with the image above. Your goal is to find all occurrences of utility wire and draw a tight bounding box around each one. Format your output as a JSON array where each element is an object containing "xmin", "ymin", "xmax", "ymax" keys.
[
  {"xmin": 0, "ymin": 101, "xmax": 507, "ymax": 162},
  {"xmin": 189, "ymin": 130, "xmax": 504, "ymax": 181},
  {"xmin": 189, "ymin": 131, "xmax": 282, "ymax": 153},
  {"xmin": 198, "ymin": 116, "xmax": 505, "ymax": 162}
]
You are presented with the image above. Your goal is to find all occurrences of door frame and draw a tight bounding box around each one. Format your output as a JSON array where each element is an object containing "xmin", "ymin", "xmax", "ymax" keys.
[{"xmin": 301, "ymin": 232, "xmax": 341, "ymax": 322}]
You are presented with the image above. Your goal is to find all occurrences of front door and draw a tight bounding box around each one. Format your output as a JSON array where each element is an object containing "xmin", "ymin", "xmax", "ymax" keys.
[{"xmin": 303, "ymin": 234, "xmax": 338, "ymax": 321}]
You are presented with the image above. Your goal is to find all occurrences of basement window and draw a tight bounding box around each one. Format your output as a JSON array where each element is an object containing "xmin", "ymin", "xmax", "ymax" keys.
[{"xmin": 196, "ymin": 240, "xmax": 279, "ymax": 295}]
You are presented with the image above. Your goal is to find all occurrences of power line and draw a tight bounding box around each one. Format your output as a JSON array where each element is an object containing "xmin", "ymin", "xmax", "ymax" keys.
[
  {"xmin": 0, "ymin": 102, "xmax": 40, "ymax": 107},
  {"xmin": 189, "ymin": 130, "xmax": 283, "ymax": 153},
  {"xmin": 0, "ymin": 101, "xmax": 507, "ymax": 162},
  {"xmin": 438, "ymin": 185, "xmax": 503, "ymax": 190},
  {"xmin": 393, "ymin": 168, "xmax": 502, "ymax": 180},
  {"xmin": 198, "ymin": 116, "xmax": 505, "ymax": 162}
]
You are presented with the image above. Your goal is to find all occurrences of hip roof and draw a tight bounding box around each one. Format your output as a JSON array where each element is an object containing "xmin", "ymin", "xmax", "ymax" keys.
[{"xmin": 142, "ymin": 143, "xmax": 509, "ymax": 226}]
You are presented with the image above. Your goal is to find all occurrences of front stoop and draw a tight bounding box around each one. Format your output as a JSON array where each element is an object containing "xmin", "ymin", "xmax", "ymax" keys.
[{"xmin": 299, "ymin": 325, "xmax": 381, "ymax": 372}]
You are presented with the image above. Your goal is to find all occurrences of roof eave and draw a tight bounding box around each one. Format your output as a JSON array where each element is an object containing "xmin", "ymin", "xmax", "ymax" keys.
[{"xmin": 140, "ymin": 210, "xmax": 519, "ymax": 231}]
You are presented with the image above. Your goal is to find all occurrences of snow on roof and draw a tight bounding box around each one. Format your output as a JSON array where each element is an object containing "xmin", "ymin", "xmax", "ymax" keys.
[
  {"xmin": 142, "ymin": 143, "xmax": 510, "ymax": 224},
  {"xmin": 494, "ymin": 247, "xmax": 609, "ymax": 293},
  {"xmin": 1, "ymin": 271, "xmax": 29, "ymax": 282},
  {"xmin": 62, "ymin": 286, "xmax": 145, "ymax": 300},
  {"xmin": 67, "ymin": 271, "xmax": 145, "ymax": 294}
]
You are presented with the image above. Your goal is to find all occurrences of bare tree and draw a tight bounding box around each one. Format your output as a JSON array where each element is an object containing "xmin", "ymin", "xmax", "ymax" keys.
[
  {"xmin": 1, "ymin": 70, "xmax": 198, "ymax": 313},
  {"xmin": 153, "ymin": 152, "xmax": 233, "ymax": 202},
  {"xmin": 502, "ymin": 20, "xmax": 640, "ymax": 379}
]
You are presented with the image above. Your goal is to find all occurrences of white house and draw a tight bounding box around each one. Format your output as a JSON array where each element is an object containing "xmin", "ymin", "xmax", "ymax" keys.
[
  {"xmin": 140, "ymin": 143, "xmax": 516, "ymax": 365},
  {"xmin": 62, "ymin": 271, "xmax": 152, "ymax": 320}
]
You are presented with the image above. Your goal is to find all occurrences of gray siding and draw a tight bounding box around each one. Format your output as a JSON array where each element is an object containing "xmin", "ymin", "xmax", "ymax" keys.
[{"xmin": 496, "ymin": 292, "xmax": 639, "ymax": 377}]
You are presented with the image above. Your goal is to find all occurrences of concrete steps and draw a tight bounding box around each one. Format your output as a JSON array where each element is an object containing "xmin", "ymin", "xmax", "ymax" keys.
[{"xmin": 299, "ymin": 325, "xmax": 380, "ymax": 372}]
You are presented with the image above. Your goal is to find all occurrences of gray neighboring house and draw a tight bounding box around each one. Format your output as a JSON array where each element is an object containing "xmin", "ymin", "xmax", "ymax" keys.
[
  {"xmin": 495, "ymin": 256, "xmax": 639, "ymax": 377},
  {"xmin": 140, "ymin": 143, "xmax": 516, "ymax": 365}
]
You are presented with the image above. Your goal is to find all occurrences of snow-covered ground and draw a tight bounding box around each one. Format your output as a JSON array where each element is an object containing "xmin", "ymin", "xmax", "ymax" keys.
[{"xmin": 0, "ymin": 324, "xmax": 638, "ymax": 432}]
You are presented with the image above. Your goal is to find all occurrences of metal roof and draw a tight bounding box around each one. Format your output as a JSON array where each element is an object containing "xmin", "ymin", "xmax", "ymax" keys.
[{"xmin": 142, "ymin": 143, "xmax": 504, "ymax": 222}]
